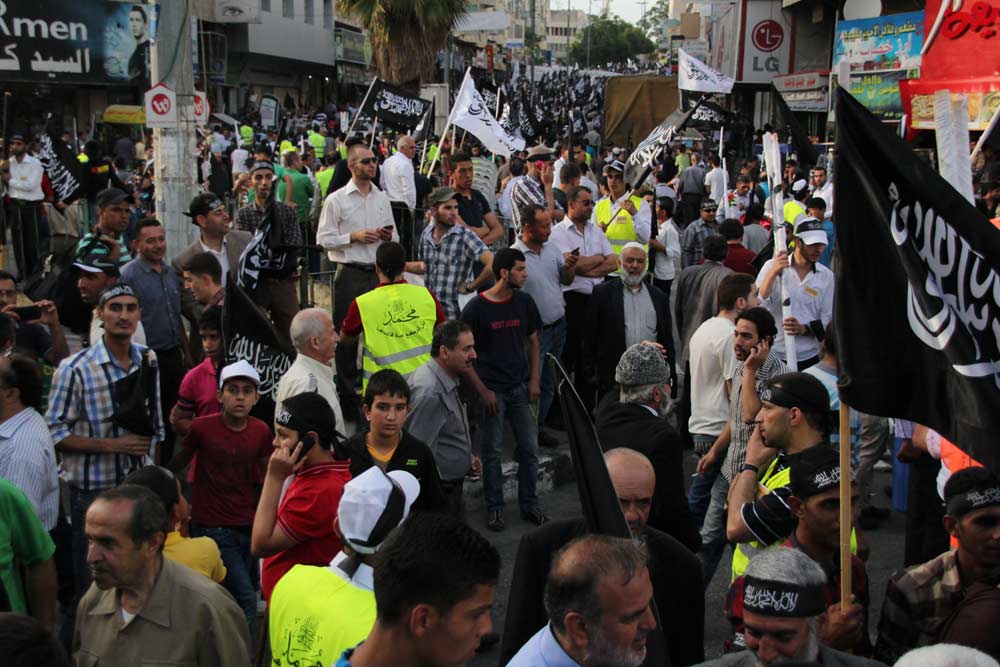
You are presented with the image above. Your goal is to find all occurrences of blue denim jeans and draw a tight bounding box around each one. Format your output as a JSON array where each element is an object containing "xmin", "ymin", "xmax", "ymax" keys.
[
  {"xmin": 192, "ymin": 524, "xmax": 258, "ymax": 637},
  {"xmin": 537, "ymin": 318, "xmax": 567, "ymax": 434},
  {"xmin": 481, "ymin": 383, "xmax": 541, "ymax": 513},
  {"xmin": 698, "ymin": 472, "xmax": 732, "ymax": 589},
  {"xmin": 60, "ymin": 486, "xmax": 103, "ymax": 648},
  {"xmin": 688, "ymin": 434, "xmax": 722, "ymax": 530}
]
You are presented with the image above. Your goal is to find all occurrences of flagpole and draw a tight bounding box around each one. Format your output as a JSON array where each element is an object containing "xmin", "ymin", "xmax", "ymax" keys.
[
  {"xmin": 493, "ymin": 86, "xmax": 502, "ymax": 164},
  {"xmin": 763, "ymin": 130, "xmax": 796, "ymax": 370},
  {"xmin": 426, "ymin": 68, "xmax": 470, "ymax": 178},
  {"xmin": 369, "ymin": 116, "xmax": 378, "ymax": 149},
  {"xmin": 838, "ymin": 402, "xmax": 852, "ymax": 605},
  {"xmin": 347, "ymin": 78, "xmax": 377, "ymax": 137},
  {"xmin": 971, "ymin": 99, "xmax": 1000, "ymax": 164}
]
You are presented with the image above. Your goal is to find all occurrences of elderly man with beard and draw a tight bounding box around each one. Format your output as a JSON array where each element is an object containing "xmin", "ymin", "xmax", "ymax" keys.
[
  {"xmin": 583, "ymin": 243, "xmax": 673, "ymax": 399},
  {"xmin": 596, "ymin": 344, "xmax": 700, "ymax": 552},
  {"xmin": 501, "ymin": 448, "xmax": 704, "ymax": 667},
  {"xmin": 692, "ymin": 548, "xmax": 884, "ymax": 667},
  {"xmin": 506, "ymin": 535, "xmax": 657, "ymax": 667}
]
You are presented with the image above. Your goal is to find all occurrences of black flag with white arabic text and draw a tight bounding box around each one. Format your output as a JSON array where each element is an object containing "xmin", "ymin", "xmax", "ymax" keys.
[
  {"xmin": 834, "ymin": 86, "xmax": 1000, "ymax": 472},
  {"xmin": 359, "ymin": 79, "xmax": 432, "ymax": 131}
]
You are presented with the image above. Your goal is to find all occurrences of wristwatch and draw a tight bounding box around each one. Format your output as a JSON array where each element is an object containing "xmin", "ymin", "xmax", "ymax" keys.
[{"xmin": 740, "ymin": 463, "xmax": 759, "ymax": 474}]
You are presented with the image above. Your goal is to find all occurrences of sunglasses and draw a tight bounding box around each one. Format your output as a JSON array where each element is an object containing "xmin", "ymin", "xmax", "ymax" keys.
[
  {"xmin": 356, "ymin": 157, "xmax": 376, "ymax": 165},
  {"xmin": 577, "ymin": 199, "xmax": 595, "ymax": 206}
]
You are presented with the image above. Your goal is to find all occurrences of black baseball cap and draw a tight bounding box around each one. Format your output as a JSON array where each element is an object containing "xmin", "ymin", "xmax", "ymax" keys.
[
  {"xmin": 790, "ymin": 445, "xmax": 851, "ymax": 500},
  {"xmin": 74, "ymin": 252, "xmax": 120, "ymax": 277},
  {"xmin": 761, "ymin": 372, "xmax": 831, "ymax": 417},
  {"xmin": 96, "ymin": 188, "xmax": 130, "ymax": 209},
  {"xmin": 9, "ymin": 132, "xmax": 25, "ymax": 143},
  {"xmin": 701, "ymin": 198, "xmax": 719, "ymax": 211}
]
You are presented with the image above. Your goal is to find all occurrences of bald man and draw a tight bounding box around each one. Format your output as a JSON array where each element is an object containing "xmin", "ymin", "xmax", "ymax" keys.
[{"xmin": 500, "ymin": 449, "xmax": 705, "ymax": 667}]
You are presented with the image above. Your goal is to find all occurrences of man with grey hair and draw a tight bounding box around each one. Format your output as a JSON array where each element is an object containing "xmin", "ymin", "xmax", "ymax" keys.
[
  {"xmin": 276, "ymin": 308, "xmax": 346, "ymax": 434},
  {"xmin": 584, "ymin": 242, "xmax": 674, "ymax": 399},
  {"xmin": 380, "ymin": 134, "xmax": 417, "ymax": 210},
  {"xmin": 595, "ymin": 343, "xmax": 700, "ymax": 551},
  {"xmin": 692, "ymin": 548, "xmax": 884, "ymax": 667},
  {"xmin": 506, "ymin": 535, "xmax": 657, "ymax": 667}
]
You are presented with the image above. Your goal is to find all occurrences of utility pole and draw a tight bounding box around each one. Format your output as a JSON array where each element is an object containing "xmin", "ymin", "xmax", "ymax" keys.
[
  {"xmin": 529, "ymin": 0, "xmax": 536, "ymax": 103},
  {"xmin": 151, "ymin": 0, "xmax": 199, "ymax": 261},
  {"xmin": 586, "ymin": 0, "xmax": 593, "ymax": 69}
]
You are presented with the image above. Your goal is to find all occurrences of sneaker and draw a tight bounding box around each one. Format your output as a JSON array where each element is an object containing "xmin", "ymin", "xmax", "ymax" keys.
[
  {"xmin": 520, "ymin": 507, "xmax": 550, "ymax": 526},
  {"xmin": 487, "ymin": 510, "xmax": 505, "ymax": 532},
  {"xmin": 539, "ymin": 431, "xmax": 560, "ymax": 448}
]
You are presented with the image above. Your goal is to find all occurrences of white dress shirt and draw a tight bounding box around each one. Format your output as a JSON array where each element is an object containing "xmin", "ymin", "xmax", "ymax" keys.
[
  {"xmin": 230, "ymin": 148, "xmax": 250, "ymax": 175},
  {"xmin": 379, "ymin": 151, "xmax": 416, "ymax": 210},
  {"xmin": 705, "ymin": 167, "xmax": 726, "ymax": 205},
  {"xmin": 756, "ymin": 258, "xmax": 835, "ymax": 363},
  {"xmin": 550, "ymin": 220, "xmax": 613, "ymax": 295},
  {"xmin": 316, "ymin": 179, "xmax": 399, "ymax": 264},
  {"xmin": 812, "ymin": 180, "xmax": 834, "ymax": 219},
  {"xmin": 8, "ymin": 154, "xmax": 43, "ymax": 201},
  {"xmin": 200, "ymin": 238, "xmax": 231, "ymax": 286}
]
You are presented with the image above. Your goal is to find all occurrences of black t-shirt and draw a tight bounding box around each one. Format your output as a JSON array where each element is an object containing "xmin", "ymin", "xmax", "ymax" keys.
[
  {"xmin": 456, "ymin": 189, "xmax": 492, "ymax": 229},
  {"xmin": 461, "ymin": 291, "xmax": 541, "ymax": 391}
]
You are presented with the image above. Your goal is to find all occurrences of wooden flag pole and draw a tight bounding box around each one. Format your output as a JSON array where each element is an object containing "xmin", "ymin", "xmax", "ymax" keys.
[
  {"xmin": 346, "ymin": 78, "xmax": 377, "ymax": 137},
  {"xmin": 839, "ymin": 402, "xmax": 852, "ymax": 605},
  {"xmin": 369, "ymin": 116, "xmax": 378, "ymax": 149}
]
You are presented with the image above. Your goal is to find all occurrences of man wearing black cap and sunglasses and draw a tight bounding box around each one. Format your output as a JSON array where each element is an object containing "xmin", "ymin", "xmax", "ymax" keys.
[{"xmin": 726, "ymin": 372, "xmax": 834, "ymax": 582}]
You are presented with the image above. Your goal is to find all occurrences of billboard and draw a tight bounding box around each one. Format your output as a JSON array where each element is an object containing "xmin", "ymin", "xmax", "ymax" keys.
[
  {"xmin": 737, "ymin": 0, "xmax": 794, "ymax": 84},
  {"xmin": 832, "ymin": 11, "xmax": 923, "ymax": 73}
]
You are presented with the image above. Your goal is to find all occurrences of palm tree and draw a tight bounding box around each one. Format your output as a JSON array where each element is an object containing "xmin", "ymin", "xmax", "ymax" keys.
[{"xmin": 337, "ymin": 0, "xmax": 469, "ymax": 89}]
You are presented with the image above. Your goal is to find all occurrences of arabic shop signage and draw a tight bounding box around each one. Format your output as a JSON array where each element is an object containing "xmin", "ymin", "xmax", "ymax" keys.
[
  {"xmin": 833, "ymin": 11, "xmax": 924, "ymax": 73},
  {"xmin": 920, "ymin": 0, "xmax": 1000, "ymax": 80},
  {"xmin": 832, "ymin": 69, "xmax": 919, "ymax": 121},
  {"xmin": 0, "ymin": 0, "xmax": 159, "ymax": 85}
]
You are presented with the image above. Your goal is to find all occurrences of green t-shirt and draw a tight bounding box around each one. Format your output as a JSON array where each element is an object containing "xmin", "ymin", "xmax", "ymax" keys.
[
  {"xmin": 76, "ymin": 232, "xmax": 132, "ymax": 264},
  {"xmin": 276, "ymin": 169, "xmax": 314, "ymax": 225},
  {"xmin": 269, "ymin": 562, "xmax": 376, "ymax": 667},
  {"xmin": 0, "ymin": 478, "xmax": 56, "ymax": 614}
]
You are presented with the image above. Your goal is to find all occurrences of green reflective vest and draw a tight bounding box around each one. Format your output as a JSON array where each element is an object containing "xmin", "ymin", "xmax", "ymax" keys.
[
  {"xmin": 308, "ymin": 131, "xmax": 325, "ymax": 154},
  {"xmin": 239, "ymin": 125, "xmax": 254, "ymax": 146},
  {"xmin": 596, "ymin": 194, "xmax": 647, "ymax": 266},
  {"xmin": 356, "ymin": 283, "xmax": 436, "ymax": 393},
  {"xmin": 731, "ymin": 455, "xmax": 857, "ymax": 581},
  {"xmin": 316, "ymin": 168, "xmax": 335, "ymax": 200}
]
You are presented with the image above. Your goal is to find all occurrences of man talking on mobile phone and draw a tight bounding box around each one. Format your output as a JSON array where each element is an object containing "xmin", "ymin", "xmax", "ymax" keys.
[{"xmin": 252, "ymin": 391, "xmax": 351, "ymax": 602}]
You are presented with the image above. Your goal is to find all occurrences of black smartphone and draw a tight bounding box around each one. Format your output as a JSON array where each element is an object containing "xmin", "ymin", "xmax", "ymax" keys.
[
  {"xmin": 382, "ymin": 225, "xmax": 394, "ymax": 232},
  {"xmin": 571, "ymin": 247, "xmax": 580, "ymax": 255},
  {"xmin": 10, "ymin": 305, "xmax": 42, "ymax": 322},
  {"xmin": 296, "ymin": 434, "xmax": 316, "ymax": 462}
]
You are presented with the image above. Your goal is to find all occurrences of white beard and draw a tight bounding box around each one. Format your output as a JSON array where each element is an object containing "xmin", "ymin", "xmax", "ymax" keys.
[{"xmin": 621, "ymin": 270, "xmax": 647, "ymax": 288}]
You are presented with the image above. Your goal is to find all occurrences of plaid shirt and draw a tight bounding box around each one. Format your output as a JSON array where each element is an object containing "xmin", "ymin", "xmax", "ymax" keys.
[
  {"xmin": 419, "ymin": 224, "xmax": 487, "ymax": 319},
  {"xmin": 511, "ymin": 175, "xmax": 561, "ymax": 231},
  {"xmin": 233, "ymin": 199, "xmax": 302, "ymax": 278},
  {"xmin": 46, "ymin": 341, "xmax": 163, "ymax": 491},
  {"xmin": 874, "ymin": 550, "xmax": 969, "ymax": 664},
  {"xmin": 722, "ymin": 352, "xmax": 788, "ymax": 481}
]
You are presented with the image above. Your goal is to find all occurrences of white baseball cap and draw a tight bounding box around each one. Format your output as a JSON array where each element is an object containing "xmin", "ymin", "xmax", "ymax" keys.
[
  {"xmin": 339, "ymin": 467, "xmax": 420, "ymax": 554},
  {"xmin": 218, "ymin": 360, "xmax": 260, "ymax": 388}
]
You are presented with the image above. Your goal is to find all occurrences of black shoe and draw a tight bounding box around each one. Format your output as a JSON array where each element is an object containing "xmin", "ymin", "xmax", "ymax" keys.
[
  {"xmin": 539, "ymin": 432, "xmax": 560, "ymax": 448},
  {"xmin": 476, "ymin": 632, "xmax": 501, "ymax": 653},
  {"xmin": 487, "ymin": 510, "xmax": 505, "ymax": 532},
  {"xmin": 521, "ymin": 507, "xmax": 549, "ymax": 526}
]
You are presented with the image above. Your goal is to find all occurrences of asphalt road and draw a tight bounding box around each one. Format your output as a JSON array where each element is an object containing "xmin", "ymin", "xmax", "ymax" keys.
[{"xmin": 467, "ymin": 436, "xmax": 905, "ymax": 667}]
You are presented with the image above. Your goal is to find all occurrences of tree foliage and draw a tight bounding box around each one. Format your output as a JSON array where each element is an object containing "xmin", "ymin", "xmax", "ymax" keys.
[
  {"xmin": 567, "ymin": 15, "xmax": 656, "ymax": 67},
  {"xmin": 337, "ymin": 0, "xmax": 468, "ymax": 88},
  {"xmin": 637, "ymin": 0, "xmax": 671, "ymax": 42}
]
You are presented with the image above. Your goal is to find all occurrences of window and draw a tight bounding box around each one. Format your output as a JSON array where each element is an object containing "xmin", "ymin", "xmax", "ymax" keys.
[
  {"xmin": 323, "ymin": 0, "xmax": 333, "ymax": 29},
  {"xmin": 304, "ymin": 0, "xmax": 314, "ymax": 23},
  {"xmin": 261, "ymin": 0, "xmax": 271, "ymax": 11},
  {"xmin": 283, "ymin": 0, "xmax": 293, "ymax": 19}
]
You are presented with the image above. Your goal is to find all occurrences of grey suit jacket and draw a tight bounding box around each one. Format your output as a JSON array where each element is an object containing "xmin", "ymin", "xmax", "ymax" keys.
[{"xmin": 171, "ymin": 230, "xmax": 252, "ymax": 327}]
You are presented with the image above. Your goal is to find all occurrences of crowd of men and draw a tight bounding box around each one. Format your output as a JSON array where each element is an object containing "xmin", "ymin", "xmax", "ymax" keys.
[{"xmin": 0, "ymin": 107, "xmax": 999, "ymax": 667}]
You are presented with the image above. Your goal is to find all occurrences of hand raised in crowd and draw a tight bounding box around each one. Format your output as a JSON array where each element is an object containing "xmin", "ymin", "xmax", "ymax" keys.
[
  {"xmin": 267, "ymin": 441, "xmax": 306, "ymax": 481},
  {"xmin": 744, "ymin": 337, "xmax": 770, "ymax": 373},
  {"xmin": 621, "ymin": 199, "xmax": 637, "ymax": 216},
  {"xmin": 351, "ymin": 229, "xmax": 382, "ymax": 244},
  {"xmin": 540, "ymin": 162, "xmax": 554, "ymax": 188},
  {"xmin": 109, "ymin": 434, "xmax": 152, "ymax": 457},
  {"xmin": 37, "ymin": 300, "xmax": 59, "ymax": 326},
  {"xmin": 819, "ymin": 596, "xmax": 865, "ymax": 650},
  {"xmin": 744, "ymin": 422, "xmax": 775, "ymax": 470},
  {"xmin": 770, "ymin": 250, "xmax": 790, "ymax": 276}
]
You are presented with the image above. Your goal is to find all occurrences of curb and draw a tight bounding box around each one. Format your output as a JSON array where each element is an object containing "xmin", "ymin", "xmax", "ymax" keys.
[{"xmin": 462, "ymin": 449, "xmax": 575, "ymax": 509}]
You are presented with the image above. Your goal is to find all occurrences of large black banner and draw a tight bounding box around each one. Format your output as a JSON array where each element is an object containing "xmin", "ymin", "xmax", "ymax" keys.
[
  {"xmin": 771, "ymin": 85, "xmax": 819, "ymax": 166},
  {"xmin": 0, "ymin": 1, "xmax": 157, "ymax": 85},
  {"xmin": 834, "ymin": 86, "xmax": 1000, "ymax": 472},
  {"xmin": 359, "ymin": 79, "xmax": 432, "ymax": 131},
  {"xmin": 679, "ymin": 92, "xmax": 739, "ymax": 131}
]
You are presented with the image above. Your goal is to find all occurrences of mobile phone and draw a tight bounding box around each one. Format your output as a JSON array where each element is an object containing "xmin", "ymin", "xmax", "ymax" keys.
[
  {"xmin": 10, "ymin": 305, "xmax": 41, "ymax": 322},
  {"xmin": 381, "ymin": 225, "xmax": 394, "ymax": 231},
  {"xmin": 535, "ymin": 160, "xmax": 545, "ymax": 171},
  {"xmin": 296, "ymin": 434, "xmax": 317, "ymax": 462},
  {"xmin": 571, "ymin": 247, "xmax": 580, "ymax": 255}
]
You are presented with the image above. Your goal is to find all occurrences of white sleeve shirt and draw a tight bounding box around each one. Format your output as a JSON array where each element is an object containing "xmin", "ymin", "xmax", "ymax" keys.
[
  {"xmin": 380, "ymin": 152, "xmax": 417, "ymax": 210},
  {"xmin": 755, "ymin": 258, "xmax": 835, "ymax": 363},
  {"xmin": 316, "ymin": 180, "xmax": 399, "ymax": 264},
  {"xmin": 8, "ymin": 155, "xmax": 44, "ymax": 201}
]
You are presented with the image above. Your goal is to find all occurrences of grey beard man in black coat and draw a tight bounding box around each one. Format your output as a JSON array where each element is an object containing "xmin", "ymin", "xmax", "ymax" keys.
[{"xmin": 500, "ymin": 447, "xmax": 705, "ymax": 667}]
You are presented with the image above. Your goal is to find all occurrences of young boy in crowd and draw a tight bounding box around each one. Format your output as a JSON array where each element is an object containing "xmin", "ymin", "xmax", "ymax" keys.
[
  {"xmin": 169, "ymin": 306, "xmax": 224, "ymax": 438},
  {"xmin": 343, "ymin": 369, "xmax": 446, "ymax": 513},
  {"xmin": 251, "ymin": 391, "xmax": 352, "ymax": 601},
  {"xmin": 167, "ymin": 360, "xmax": 273, "ymax": 635}
]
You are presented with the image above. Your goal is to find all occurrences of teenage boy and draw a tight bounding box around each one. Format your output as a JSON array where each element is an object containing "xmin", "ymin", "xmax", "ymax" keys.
[
  {"xmin": 169, "ymin": 307, "xmax": 223, "ymax": 438},
  {"xmin": 343, "ymin": 369, "xmax": 446, "ymax": 512},
  {"xmin": 167, "ymin": 360, "xmax": 273, "ymax": 635},
  {"xmin": 252, "ymin": 391, "xmax": 352, "ymax": 601}
]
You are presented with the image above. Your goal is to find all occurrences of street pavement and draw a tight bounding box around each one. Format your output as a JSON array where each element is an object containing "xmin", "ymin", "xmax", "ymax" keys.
[{"xmin": 467, "ymin": 431, "xmax": 906, "ymax": 667}]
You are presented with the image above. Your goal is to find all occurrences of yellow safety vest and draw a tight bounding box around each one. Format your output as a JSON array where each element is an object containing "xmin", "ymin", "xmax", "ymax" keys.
[
  {"xmin": 784, "ymin": 199, "xmax": 806, "ymax": 227},
  {"xmin": 731, "ymin": 455, "xmax": 857, "ymax": 581},
  {"xmin": 596, "ymin": 194, "xmax": 647, "ymax": 258},
  {"xmin": 356, "ymin": 283, "xmax": 436, "ymax": 393},
  {"xmin": 309, "ymin": 131, "xmax": 325, "ymax": 154}
]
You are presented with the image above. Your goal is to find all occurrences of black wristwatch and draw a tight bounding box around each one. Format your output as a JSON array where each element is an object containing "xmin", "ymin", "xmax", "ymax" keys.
[{"xmin": 740, "ymin": 463, "xmax": 759, "ymax": 474}]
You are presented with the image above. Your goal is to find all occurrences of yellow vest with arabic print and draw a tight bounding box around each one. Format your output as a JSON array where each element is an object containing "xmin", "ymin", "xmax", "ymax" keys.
[
  {"xmin": 596, "ymin": 194, "xmax": 647, "ymax": 258},
  {"xmin": 356, "ymin": 283, "xmax": 436, "ymax": 393}
]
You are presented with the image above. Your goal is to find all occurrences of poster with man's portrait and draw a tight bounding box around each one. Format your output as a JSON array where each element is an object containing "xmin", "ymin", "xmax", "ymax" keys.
[{"xmin": 103, "ymin": 3, "xmax": 160, "ymax": 87}]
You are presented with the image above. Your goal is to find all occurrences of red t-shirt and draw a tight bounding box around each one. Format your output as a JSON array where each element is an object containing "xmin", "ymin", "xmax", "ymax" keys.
[
  {"xmin": 261, "ymin": 460, "xmax": 352, "ymax": 600},
  {"xmin": 183, "ymin": 414, "xmax": 273, "ymax": 527},
  {"xmin": 176, "ymin": 357, "xmax": 222, "ymax": 417},
  {"xmin": 341, "ymin": 280, "xmax": 447, "ymax": 337},
  {"xmin": 723, "ymin": 244, "xmax": 758, "ymax": 276}
]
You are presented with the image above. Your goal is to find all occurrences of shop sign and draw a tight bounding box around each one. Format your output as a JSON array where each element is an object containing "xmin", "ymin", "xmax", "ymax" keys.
[
  {"xmin": 774, "ymin": 71, "xmax": 830, "ymax": 112},
  {"xmin": 335, "ymin": 29, "xmax": 367, "ymax": 65},
  {"xmin": 832, "ymin": 69, "xmax": 919, "ymax": 121},
  {"xmin": 0, "ymin": 0, "xmax": 159, "ymax": 85},
  {"xmin": 900, "ymin": 79, "xmax": 1000, "ymax": 130},
  {"xmin": 833, "ymin": 11, "xmax": 924, "ymax": 73},
  {"xmin": 920, "ymin": 0, "xmax": 1000, "ymax": 80},
  {"xmin": 737, "ymin": 0, "xmax": 793, "ymax": 84}
]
